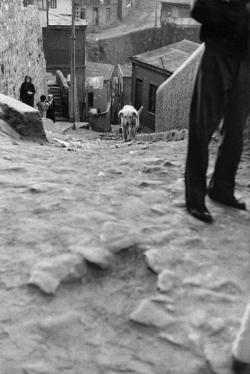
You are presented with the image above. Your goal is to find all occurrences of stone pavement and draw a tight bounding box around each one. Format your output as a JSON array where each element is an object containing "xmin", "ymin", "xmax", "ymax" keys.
[{"xmin": 0, "ymin": 124, "xmax": 249, "ymax": 374}]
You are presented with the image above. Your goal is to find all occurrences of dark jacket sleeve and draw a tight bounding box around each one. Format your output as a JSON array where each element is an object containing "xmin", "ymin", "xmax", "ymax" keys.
[{"xmin": 191, "ymin": 0, "xmax": 243, "ymax": 26}]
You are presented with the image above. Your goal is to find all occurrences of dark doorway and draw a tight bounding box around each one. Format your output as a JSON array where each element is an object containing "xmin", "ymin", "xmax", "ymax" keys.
[
  {"xmin": 80, "ymin": 8, "xmax": 86, "ymax": 19},
  {"xmin": 135, "ymin": 78, "xmax": 143, "ymax": 110},
  {"xmin": 88, "ymin": 92, "xmax": 94, "ymax": 108}
]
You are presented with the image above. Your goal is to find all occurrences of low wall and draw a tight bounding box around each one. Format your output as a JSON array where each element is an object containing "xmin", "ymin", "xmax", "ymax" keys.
[
  {"xmin": 88, "ymin": 102, "xmax": 112, "ymax": 133},
  {"xmin": 0, "ymin": 93, "xmax": 47, "ymax": 142},
  {"xmin": 86, "ymin": 23, "xmax": 200, "ymax": 64},
  {"xmin": 0, "ymin": 1, "xmax": 47, "ymax": 105},
  {"xmin": 155, "ymin": 44, "xmax": 204, "ymax": 132}
]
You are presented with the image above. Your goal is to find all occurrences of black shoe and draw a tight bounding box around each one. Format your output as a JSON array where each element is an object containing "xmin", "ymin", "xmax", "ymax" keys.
[
  {"xmin": 232, "ymin": 357, "xmax": 250, "ymax": 374},
  {"xmin": 208, "ymin": 189, "xmax": 246, "ymax": 210},
  {"xmin": 187, "ymin": 205, "xmax": 213, "ymax": 223}
]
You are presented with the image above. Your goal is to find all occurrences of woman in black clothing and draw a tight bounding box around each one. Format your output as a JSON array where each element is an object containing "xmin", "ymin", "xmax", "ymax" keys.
[{"xmin": 20, "ymin": 76, "xmax": 36, "ymax": 107}]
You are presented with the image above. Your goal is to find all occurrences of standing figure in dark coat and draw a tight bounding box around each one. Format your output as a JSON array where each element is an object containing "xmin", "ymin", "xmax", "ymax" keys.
[
  {"xmin": 46, "ymin": 94, "xmax": 55, "ymax": 123},
  {"xmin": 20, "ymin": 76, "xmax": 36, "ymax": 107},
  {"xmin": 185, "ymin": 0, "xmax": 250, "ymax": 223}
]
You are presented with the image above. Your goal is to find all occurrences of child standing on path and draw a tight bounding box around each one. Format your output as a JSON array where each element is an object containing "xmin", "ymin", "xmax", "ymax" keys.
[
  {"xmin": 46, "ymin": 94, "xmax": 55, "ymax": 123},
  {"xmin": 37, "ymin": 95, "xmax": 49, "ymax": 118}
]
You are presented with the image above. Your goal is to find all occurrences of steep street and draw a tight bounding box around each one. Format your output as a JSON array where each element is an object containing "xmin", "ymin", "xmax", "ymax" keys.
[{"xmin": 0, "ymin": 124, "xmax": 249, "ymax": 374}]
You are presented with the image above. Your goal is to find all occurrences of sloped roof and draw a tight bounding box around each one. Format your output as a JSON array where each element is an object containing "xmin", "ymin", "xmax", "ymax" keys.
[
  {"xmin": 86, "ymin": 62, "xmax": 114, "ymax": 81},
  {"xmin": 118, "ymin": 63, "xmax": 132, "ymax": 78},
  {"xmin": 131, "ymin": 40, "xmax": 200, "ymax": 74},
  {"xmin": 161, "ymin": 0, "xmax": 191, "ymax": 4}
]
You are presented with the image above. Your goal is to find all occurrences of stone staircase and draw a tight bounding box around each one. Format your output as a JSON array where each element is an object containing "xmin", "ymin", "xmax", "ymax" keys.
[{"xmin": 48, "ymin": 82, "xmax": 68, "ymax": 122}]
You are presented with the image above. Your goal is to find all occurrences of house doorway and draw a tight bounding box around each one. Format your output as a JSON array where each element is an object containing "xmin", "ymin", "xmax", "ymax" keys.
[
  {"xmin": 135, "ymin": 78, "xmax": 143, "ymax": 110},
  {"xmin": 88, "ymin": 92, "xmax": 94, "ymax": 109}
]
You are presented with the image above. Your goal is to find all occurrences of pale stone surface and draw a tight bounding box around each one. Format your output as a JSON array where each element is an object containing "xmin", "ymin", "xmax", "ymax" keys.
[
  {"xmin": 0, "ymin": 94, "xmax": 47, "ymax": 142},
  {"xmin": 130, "ymin": 299, "xmax": 175, "ymax": 327},
  {"xmin": 22, "ymin": 362, "xmax": 57, "ymax": 374},
  {"xmin": 70, "ymin": 245, "xmax": 113, "ymax": 269},
  {"xmin": 0, "ymin": 124, "xmax": 249, "ymax": 374},
  {"xmin": 28, "ymin": 254, "xmax": 86, "ymax": 294},
  {"xmin": 157, "ymin": 269, "xmax": 179, "ymax": 292},
  {"xmin": 100, "ymin": 221, "xmax": 139, "ymax": 252},
  {"xmin": 144, "ymin": 249, "xmax": 163, "ymax": 273}
]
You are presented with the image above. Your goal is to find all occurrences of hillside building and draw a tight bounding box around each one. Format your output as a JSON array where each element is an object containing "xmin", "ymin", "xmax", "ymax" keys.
[
  {"xmin": 160, "ymin": 0, "xmax": 197, "ymax": 25},
  {"xmin": 130, "ymin": 39, "xmax": 200, "ymax": 131},
  {"xmin": 37, "ymin": 0, "xmax": 134, "ymax": 27}
]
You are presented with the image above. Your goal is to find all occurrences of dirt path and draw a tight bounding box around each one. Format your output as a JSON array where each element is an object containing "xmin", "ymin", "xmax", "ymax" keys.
[{"xmin": 0, "ymin": 126, "xmax": 249, "ymax": 374}]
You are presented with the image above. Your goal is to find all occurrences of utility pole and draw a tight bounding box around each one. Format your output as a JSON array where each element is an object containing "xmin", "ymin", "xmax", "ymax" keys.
[
  {"xmin": 46, "ymin": 0, "xmax": 49, "ymax": 26},
  {"xmin": 71, "ymin": 0, "xmax": 76, "ymax": 130},
  {"xmin": 154, "ymin": 0, "xmax": 157, "ymax": 27}
]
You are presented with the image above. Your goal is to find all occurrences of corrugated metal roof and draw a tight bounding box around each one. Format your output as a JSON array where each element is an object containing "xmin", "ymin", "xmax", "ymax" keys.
[
  {"xmin": 131, "ymin": 40, "xmax": 200, "ymax": 73},
  {"xmin": 86, "ymin": 62, "xmax": 114, "ymax": 81}
]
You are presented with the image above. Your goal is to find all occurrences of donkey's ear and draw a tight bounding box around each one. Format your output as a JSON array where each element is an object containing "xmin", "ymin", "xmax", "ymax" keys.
[{"xmin": 118, "ymin": 110, "xmax": 123, "ymax": 118}]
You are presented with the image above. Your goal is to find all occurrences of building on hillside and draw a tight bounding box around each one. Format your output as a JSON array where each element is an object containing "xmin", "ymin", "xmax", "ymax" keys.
[
  {"xmin": 43, "ymin": 24, "xmax": 87, "ymax": 120},
  {"xmin": 160, "ymin": 0, "xmax": 197, "ymax": 26},
  {"xmin": 77, "ymin": 0, "xmax": 136, "ymax": 29},
  {"xmin": 86, "ymin": 62, "xmax": 114, "ymax": 131},
  {"xmin": 80, "ymin": 0, "xmax": 118, "ymax": 29},
  {"xmin": 130, "ymin": 39, "xmax": 200, "ymax": 131},
  {"xmin": 37, "ymin": 0, "xmax": 135, "ymax": 27},
  {"xmin": 117, "ymin": 63, "xmax": 132, "ymax": 108}
]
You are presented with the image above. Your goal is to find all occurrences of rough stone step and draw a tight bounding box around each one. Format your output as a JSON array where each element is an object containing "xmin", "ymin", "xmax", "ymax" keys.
[
  {"xmin": 48, "ymin": 88, "xmax": 61, "ymax": 93},
  {"xmin": 48, "ymin": 84, "xmax": 60, "ymax": 89},
  {"xmin": 55, "ymin": 116, "xmax": 69, "ymax": 122}
]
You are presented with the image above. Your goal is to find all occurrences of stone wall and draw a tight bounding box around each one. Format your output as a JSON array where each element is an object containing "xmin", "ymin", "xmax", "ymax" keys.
[
  {"xmin": 0, "ymin": 0, "xmax": 47, "ymax": 106},
  {"xmin": 0, "ymin": 93, "xmax": 47, "ymax": 142},
  {"xmin": 86, "ymin": 23, "xmax": 200, "ymax": 64},
  {"xmin": 155, "ymin": 43, "xmax": 204, "ymax": 132}
]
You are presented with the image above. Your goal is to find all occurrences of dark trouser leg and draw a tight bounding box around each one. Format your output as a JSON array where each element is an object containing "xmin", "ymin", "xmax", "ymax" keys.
[
  {"xmin": 185, "ymin": 46, "xmax": 241, "ymax": 209},
  {"xmin": 210, "ymin": 59, "xmax": 250, "ymax": 197}
]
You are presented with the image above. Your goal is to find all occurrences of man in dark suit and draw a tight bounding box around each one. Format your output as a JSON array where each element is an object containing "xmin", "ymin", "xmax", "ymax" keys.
[{"xmin": 185, "ymin": 0, "xmax": 250, "ymax": 223}]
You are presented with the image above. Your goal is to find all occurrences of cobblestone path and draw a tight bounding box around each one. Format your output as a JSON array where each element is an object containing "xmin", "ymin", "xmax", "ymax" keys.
[{"xmin": 0, "ymin": 127, "xmax": 249, "ymax": 374}]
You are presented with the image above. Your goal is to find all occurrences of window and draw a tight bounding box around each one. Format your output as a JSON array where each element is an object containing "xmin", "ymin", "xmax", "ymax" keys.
[
  {"xmin": 106, "ymin": 8, "xmax": 111, "ymax": 24},
  {"xmin": 23, "ymin": 0, "xmax": 34, "ymax": 6},
  {"xmin": 148, "ymin": 84, "xmax": 157, "ymax": 113},
  {"xmin": 37, "ymin": 0, "xmax": 46, "ymax": 9},
  {"xmin": 80, "ymin": 8, "xmax": 86, "ymax": 19},
  {"xmin": 50, "ymin": 0, "xmax": 57, "ymax": 9},
  {"xmin": 88, "ymin": 92, "xmax": 94, "ymax": 108},
  {"xmin": 135, "ymin": 78, "xmax": 143, "ymax": 110}
]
